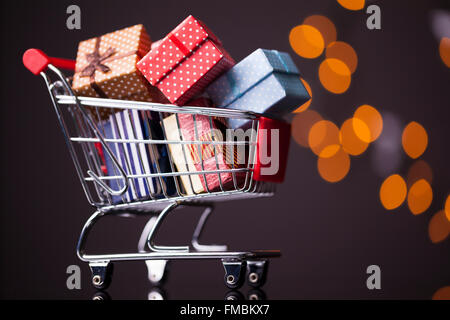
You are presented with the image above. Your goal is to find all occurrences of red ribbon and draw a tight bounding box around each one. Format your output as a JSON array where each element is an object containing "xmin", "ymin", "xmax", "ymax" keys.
[{"xmin": 168, "ymin": 32, "xmax": 191, "ymax": 56}]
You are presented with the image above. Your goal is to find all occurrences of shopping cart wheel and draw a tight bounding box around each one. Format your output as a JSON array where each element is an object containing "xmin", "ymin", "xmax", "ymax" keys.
[
  {"xmin": 222, "ymin": 260, "xmax": 246, "ymax": 289},
  {"xmin": 224, "ymin": 290, "xmax": 245, "ymax": 301},
  {"xmin": 145, "ymin": 260, "xmax": 169, "ymax": 285},
  {"xmin": 246, "ymin": 260, "xmax": 269, "ymax": 288},
  {"xmin": 247, "ymin": 288, "xmax": 267, "ymax": 301},
  {"xmin": 89, "ymin": 261, "xmax": 114, "ymax": 290}
]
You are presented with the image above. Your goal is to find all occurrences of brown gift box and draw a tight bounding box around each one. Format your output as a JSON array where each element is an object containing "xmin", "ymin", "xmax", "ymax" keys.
[{"xmin": 72, "ymin": 24, "xmax": 167, "ymax": 120}]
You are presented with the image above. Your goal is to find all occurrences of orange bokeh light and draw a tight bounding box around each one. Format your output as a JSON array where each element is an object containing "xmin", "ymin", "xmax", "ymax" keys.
[
  {"xmin": 309, "ymin": 120, "xmax": 340, "ymax": 158},
  {"xmin": 303, "ymin": 15, "xmax": 337, "ymax": 47},
  {"xmin": 339, "ymin": 118, "xmax": 369, "ymax": 156},
  {"xmin": 291, "ymin": 110, "xmax": 323, "ymax": 148},
  {"xmin": 289, "ymin": 25, "xmax": 325, "ymax": 59},
  {"xmin": 439, "ymin": 37, "xmax": 450, "ymax": 68},
  {"xmin": 432, "ymin": 286, "xmax": 450, "ymax": 300},
  {"xmin": 407, "ymin": 179, "xmax": 433, "ymax": 215},
  {"xmin": 326, "ymin": 41, "xmax": 358, "ymax": 74},
  {"xmin": 319, "ymin": 58, "xmax": 351, "ymax": 94},
  {"xmin": 337, "ymin": 0, "xmax": 365, "ymax": 11},
  {"xmin": 317, "ymin": 147, "xmax": 351, "ymax": 183},
  {"xmin": 445, "ymin": 195, "xmax": 450, "ymax": 222},
  {"xmin": 402, "ymin": 121, "xmax": 428, "ymax": 159},
  {"xmin": 379, "ymin": 174, "xmax": 407, "ymax": 210},
  {"xmin": 406, "ymin": 160, "xmax": 433, "ymax": 188},
  {"xmin": 353, "ymin": 105, "xmax": 383, "ymax": 143},
  {"xmin": 428, "ymin": 210, "xmax": 450, "ymax": 244},
  {"xmin": 294, "ymin": 78, "xmax": 312, "ymax": 113}
]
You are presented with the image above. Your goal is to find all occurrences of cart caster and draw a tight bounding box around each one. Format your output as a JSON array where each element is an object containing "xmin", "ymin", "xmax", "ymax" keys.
[
  {"xmin": 92, "ymin": 291, "xmax": 111, "ymax": 301},
  {"xmin": 225, "ymin": 290, "xmax": 245, "ymax": 300},
  {"xmin": 145, "ymin": 260, "xmax": 169, "ymax": 285},
  {"xmin": 247, "ymin": 288, "xmax": 267, "ymax": 301},
  {"xmin": 246, "ymin": 260, "xmax": 268, "ymax": 288},
  {"xmin": 222, "ymin": 260, "xmax": 246, "ymax": 289},
  {"xmin": 89, "ymin": 261, "xmax": 113, "ymax": 290}
]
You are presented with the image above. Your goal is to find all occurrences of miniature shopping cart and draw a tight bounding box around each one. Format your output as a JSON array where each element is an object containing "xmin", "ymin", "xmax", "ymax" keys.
[{"xmin": 23, "ymin": 49, "xmax": 282, "ymax": 290}]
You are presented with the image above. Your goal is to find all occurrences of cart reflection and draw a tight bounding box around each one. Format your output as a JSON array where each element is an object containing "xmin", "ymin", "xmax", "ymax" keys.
[{"xmin": 91, "ymin": 287, "xmax": 267, "ymax": 301}]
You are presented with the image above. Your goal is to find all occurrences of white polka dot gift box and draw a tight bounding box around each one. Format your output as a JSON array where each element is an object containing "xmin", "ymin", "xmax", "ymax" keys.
[
  {"xmin": 72, "ymin": 24, "xmax": 168, "ymax": 120},
  {"xmin": 206, "ymin": 48, "xmax": 311, "ymax": 128},
  {"xmin": 137, "ymin": 15, "xmax": 235, "ymax": 106}
]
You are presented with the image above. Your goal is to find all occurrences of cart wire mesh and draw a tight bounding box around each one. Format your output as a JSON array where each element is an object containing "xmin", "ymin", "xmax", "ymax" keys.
[{"xmin": 42, "ymin": 66, "xmax": 275, "ymax": 211}]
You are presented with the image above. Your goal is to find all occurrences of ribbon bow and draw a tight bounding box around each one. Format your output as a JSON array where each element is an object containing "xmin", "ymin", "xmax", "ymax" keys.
[{"xmin": 80, "ymin": 45, "xmax": 116, "ymax": 78}]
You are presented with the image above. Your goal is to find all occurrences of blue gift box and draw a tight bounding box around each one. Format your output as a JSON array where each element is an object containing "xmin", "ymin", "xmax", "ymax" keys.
[
  {"xmin": 101, "ymin": 110, "xmax": 176, "ymax": 204},
  {"xmin": 206, "ymin": 48, "xmax": 310, "ymax": 128}
]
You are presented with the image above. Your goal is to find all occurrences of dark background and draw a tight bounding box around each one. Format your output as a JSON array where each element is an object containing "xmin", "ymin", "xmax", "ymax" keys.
[{"xmin": 1, "ymin": 0, "xmax": 449, "ymax": 299}]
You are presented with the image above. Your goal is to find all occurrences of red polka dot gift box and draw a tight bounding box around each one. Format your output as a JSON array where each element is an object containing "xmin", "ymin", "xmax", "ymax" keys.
[
  {"xmin": 137, "ymin": 15, "xmax": 235, "ymax": 106},
  {"xmin": 72, "ymin": 24, "xmax": 168, "ymax": 120},
  {"xmin": 162, "ymin": 112, "xmax": 244, "ymax": 195}
]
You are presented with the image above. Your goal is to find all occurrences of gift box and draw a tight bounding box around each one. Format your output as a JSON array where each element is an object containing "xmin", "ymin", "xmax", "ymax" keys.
[
  {"xmin": 72, "ymin": 24, "xmax": 167, "ymax": 120},
  {"xmin": 140, "ymin": 110, "xmax": 177, "ymax": 197},
  {"xmin": 206, "ymin": 48, "xmax": 310, "ymax": 128},
  {"xmin": 102, "ymin": 110, "xmax": 169, "ymax": 203},
  {"xmin": 253, "ymin": 117, "xmax": 291, "ymax": 183},
  {"xmin": 137, "ymin": 15, "xmax": 235, "ymax": 106},
  {"xmin": 162, "ymin": 113, "xmax": 242, "ymax": 195}
]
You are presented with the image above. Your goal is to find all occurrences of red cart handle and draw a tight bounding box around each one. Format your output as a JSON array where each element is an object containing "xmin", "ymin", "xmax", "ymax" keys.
[{"xmin": 23, "ymin": 48, "xmax": 75, "ymax": 75}]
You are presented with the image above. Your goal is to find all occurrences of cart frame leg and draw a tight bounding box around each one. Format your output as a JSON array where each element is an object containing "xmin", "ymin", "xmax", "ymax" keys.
[
  {"xmin": 191, "ymin": 205, "xmax": 227, "ymax": 252},
  {"xmin": 146, "ymin": 202, "xmax": 189, "ymax": 252},
  {"xmin": 138, "ymin": 216, "xmax": 168, "ymax": 284}
]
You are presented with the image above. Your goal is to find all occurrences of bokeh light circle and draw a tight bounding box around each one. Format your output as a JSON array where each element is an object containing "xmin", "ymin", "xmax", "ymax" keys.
[
  {"xmin": 320, "ymin": 144, "xmax": 341, "ymax": 158},
  {"xmin": 445, "ymin": 195, "xmax": 450, "ymax": 222},
  {"xmin": 407, "ymin": 179, "xmax": 433, "ymax": 215},
  {"xmin": 319, "ymin": 58, "xmax": 351, "ymax": 94},
  {"xmin": 402, "ymin": 121, "xmax": 428, "ymax": 159},
  {"xmin": 317, "ymin": 147, "xmax": 351, "ymax": 183},
  {"xmin": 406, "ymin": 160, "xmax": 433, "ymax": 188},
  {"xmin": 326, "ymin": 41, "xmax": 358, "ymax": 73},
  {"xmin": 439, "ymin": 37, "xmax": 450, "ymax": 68},
  {"xmin": 432, "ymin": 286, "xmax": 450, "ymax": 300},
  {"xmin": 289, "ymin": 25, "xmax": 325, "ymax": 59},
  {"xmin": 303, "ymin": 15, "xmax": 337, "ymax": 47},
  {"xmin": 291, "ymin": 110, "xmax": 323, "ymax": 148},
  {"xmin": 353, "ymin": 105, "xmax": 383, "ymax": 142},
  {"xmin": 340, "ymin": 118, "xmax": 369, "ymax": 156},
  {"xmin": 308, "ymin": 120, "xmax": 341, "ymax": 158},
  {"xmin": 337, "ymin": 0, "xmax": 365, "ymax": 11},
  {"xmin": 379, "ymin": 174, "xmax": 407, "ymax": 210},
  {"xmin": 294, "ymin": 78, "xmax": 312, "ymax": 113},
  {"xmin": 428, "ymin": 210, "xmax": 450, "ymax": 243}
]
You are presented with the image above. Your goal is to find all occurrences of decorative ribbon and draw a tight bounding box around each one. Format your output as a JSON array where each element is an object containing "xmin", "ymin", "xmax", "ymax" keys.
[
  {"xmin": 225, "ymin": 73, "xmax": 241, "ymax": 98},
  {"xmin": 79, "ymin": 37, "xmax": 139, "ymax": 98},
  {"xmin": 271, "ymin": 50, "xmax": 290, "ymax": 72},
  {"xmin": 168, "ymin": 32, "xmax": 191, "ymax": 56}
]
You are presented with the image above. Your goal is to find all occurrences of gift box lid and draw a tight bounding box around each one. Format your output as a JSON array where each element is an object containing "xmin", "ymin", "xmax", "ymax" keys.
[
  {"xmin": 137, "ymin": 15, "xmax": 222, "ymax": 86},
  {"xmin": 206, "ymin": 49, "xmax": 300, "ymax": 107},
  {"xmin": 72, "ymin": 24, "xmax": 152, "ymax": 99}
]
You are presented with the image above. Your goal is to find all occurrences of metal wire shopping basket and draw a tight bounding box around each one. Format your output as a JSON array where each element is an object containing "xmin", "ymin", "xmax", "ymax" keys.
[{"xmin": 23, "ymin": 48, "xmax": 281, "ymax": 291}]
